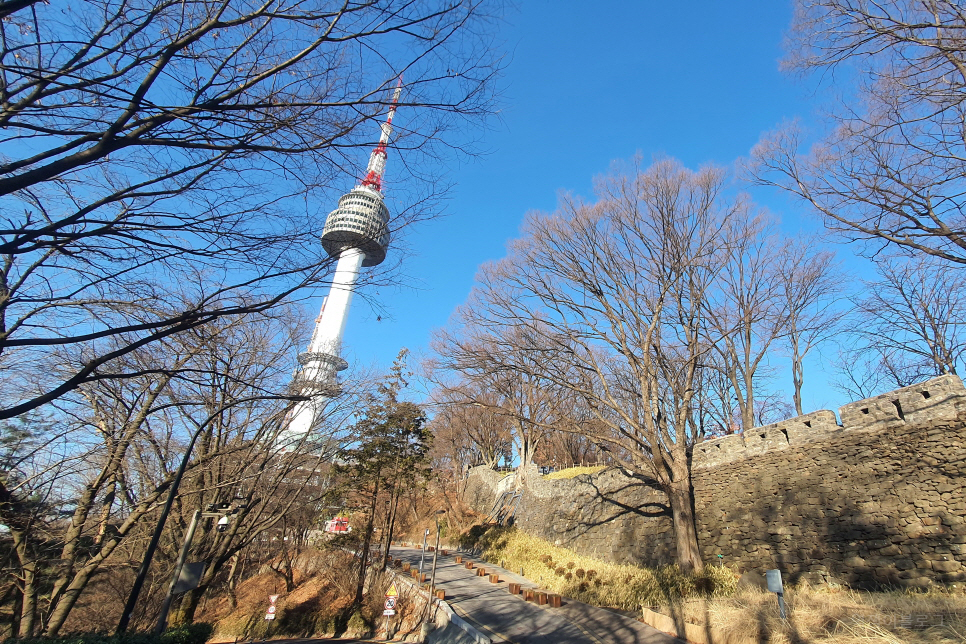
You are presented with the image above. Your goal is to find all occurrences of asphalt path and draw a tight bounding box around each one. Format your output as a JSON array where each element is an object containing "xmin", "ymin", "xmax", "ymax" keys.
[{"xmin": 389, "ymin": 546, "xmax": 680, "ymax": 644}]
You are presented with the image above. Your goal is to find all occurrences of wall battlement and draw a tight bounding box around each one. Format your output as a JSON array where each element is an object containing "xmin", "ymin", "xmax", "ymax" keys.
[{"xmin": 692, "ymin": 374, "xmax": 966, "ymax": 470}]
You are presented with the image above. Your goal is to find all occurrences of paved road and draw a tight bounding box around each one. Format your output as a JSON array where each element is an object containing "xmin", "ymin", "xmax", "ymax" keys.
[{"xmin": 389, "ymin": 546, "xmax": 679, "ymax": 644}]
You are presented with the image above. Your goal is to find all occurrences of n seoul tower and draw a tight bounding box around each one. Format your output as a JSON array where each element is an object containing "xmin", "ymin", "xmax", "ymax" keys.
[{"xmin": 282, "ymin": 83, "xmax": 402, "ymax": 443}]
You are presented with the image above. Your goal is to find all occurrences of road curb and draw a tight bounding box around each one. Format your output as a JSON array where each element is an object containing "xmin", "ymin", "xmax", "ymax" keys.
[{"xmin": 390, "ymin": 565, "xmax": 492, "ymax": 644}]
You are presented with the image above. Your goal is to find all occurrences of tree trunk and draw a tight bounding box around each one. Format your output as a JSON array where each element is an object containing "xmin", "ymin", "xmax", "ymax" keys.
[
  {"xmin": 225, "ymin": 554, "xmax": 240, "ymax": 611},
  {"xmin": 174, "ymin": 587, "xmax": 205, "ymax": 626},
  {"xmin": 791, "ymin": 331, "xmax": 804, "ymax": 416},
  {"xmin": 12, "ymin": 530, "xmax": 36, "ymax": 637},
  {"xmin": 44, "ymin": 563, "xmax": 98, "ymax": 635},
  {"xmin": 792, "ymin": 355, "xmax": 804, "ymax": 417},
  {"xmin": 666, "ymin": 478, "xmax": 703, "ymax": 573},
  {"xmin": 354, "ymin": 473, "xmax": 381, "ymax": 608},
  {"xmin": 742, "ymin": 352, "xmax": 756, "ymax": 431},
  {"xmin": 17, "ymin": 561, "xmax": 37, "ymax": 637},
  {"xmin": 381, "ymin": 484, "xmax": 400, "ymax": 571}
]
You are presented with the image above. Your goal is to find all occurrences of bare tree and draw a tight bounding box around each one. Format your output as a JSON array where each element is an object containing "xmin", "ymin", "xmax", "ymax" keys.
[
  {"xmin": 0, "ymin": 0, "xmax": 501, "ymax": 420},
  {"xmin": 844, "ymin": 255, "xmax": 966, "ymax": 391},
  {"xmin": 429, "ymin": 383, "xmax": 512, "ymax": 470},
  {"xmin": 0, "ymin": 304, "xmax": 363, "ymax": 635},
  {"xmin": 751, "ymin": 0, "xmax": 966, "ymax": 265},
  {"xmin": 435, "ymin": 159, "xmax": 753, "ymax": 572},
  {"xmin": 778, "ymin": 240, "xmax": 845, "ymax": 415},
  {"xmin": 432, "ymin": 331, "xmax": 568, "ymax": 486},
  {"xmin": 706, "ymin": 214, "xmax": 788, "ymax": 432}
]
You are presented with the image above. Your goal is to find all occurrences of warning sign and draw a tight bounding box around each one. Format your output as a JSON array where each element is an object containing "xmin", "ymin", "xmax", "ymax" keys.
[
  {"xmin": 265, "ymin": 594, "xmax": 280, "ymax": 620},
  {"xmin": 385, "ymin": 582, "xmax": 399, "ymax": 597}
]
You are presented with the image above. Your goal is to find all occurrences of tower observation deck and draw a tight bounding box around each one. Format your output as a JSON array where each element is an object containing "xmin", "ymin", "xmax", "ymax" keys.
[{"xmin": 281, "ymin": 83, "xmax": 401, "ymax": 445}]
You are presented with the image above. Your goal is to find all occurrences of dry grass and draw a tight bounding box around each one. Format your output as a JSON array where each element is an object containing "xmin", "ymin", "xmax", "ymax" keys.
[
  {"xmin": 472, "ymin": 527, "xmax": 966, "ymax": 643},
  {"xmin": 680, "ymin": 583, "xmax": 966, "ymax": 644},
  {"xmin": 542, "ymin": 465, "xmax": 607, "ymax": 480},
  {"xmin": 201, "ymin": 549, "xmax": 426, "ymax": 641},
  {"xmin": 473, "ymin": 527, "xmax": 737, "ymax": 611}
]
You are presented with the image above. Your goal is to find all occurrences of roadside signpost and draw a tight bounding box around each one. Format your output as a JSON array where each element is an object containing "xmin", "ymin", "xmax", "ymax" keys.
[
  {"xmin": 766, "ymin": 569, "xmax": 787, "ymax": 619},
  {"xmin": 265, "ymin": 594, "xmax": 279, "ymax": 621},
  {"xmin": 383, "ymin": 583, "xmax": 398, "ymax": 635}
]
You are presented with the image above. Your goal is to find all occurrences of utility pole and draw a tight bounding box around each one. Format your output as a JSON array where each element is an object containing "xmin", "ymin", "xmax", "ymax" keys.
[
  {"xmin": 421, "ymin": 511, "xmax": 445, "ymax": 641},
  {"xmin": 154, "ymin": 510, "xmax": 201, "ymax": 634}
]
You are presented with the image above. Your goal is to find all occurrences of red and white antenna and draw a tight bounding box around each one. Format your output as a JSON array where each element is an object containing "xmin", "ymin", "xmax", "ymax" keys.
[{"xmin": 360, "ymin": 78, "xmax": 403, "ymax": 192}]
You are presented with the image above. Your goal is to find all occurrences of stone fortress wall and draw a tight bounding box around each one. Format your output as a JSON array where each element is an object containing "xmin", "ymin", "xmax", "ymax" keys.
[{"xmin": 465, "ymin": 375, "xmax": 966, "ymax": 587}]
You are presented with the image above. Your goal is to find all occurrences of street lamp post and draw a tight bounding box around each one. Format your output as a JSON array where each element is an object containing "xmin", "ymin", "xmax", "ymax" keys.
[
  {"xmin": 154, "ymin": 504, "xmax": 241, "ymax": 634},
  {"xmin": 418, "ymin": 527, "xmax": 430, "ymax": 575}
]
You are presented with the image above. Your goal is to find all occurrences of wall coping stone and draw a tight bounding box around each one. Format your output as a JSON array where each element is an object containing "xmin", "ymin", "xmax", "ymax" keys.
[{"xmin": 692, "ymin": 374, "xmax": 964, "ymax": 471}]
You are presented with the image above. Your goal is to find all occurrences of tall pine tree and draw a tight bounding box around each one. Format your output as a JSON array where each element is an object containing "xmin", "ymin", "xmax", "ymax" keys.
[{"xmin": 337, "ymin": 350, "xmax": 431, "ymax": 608}]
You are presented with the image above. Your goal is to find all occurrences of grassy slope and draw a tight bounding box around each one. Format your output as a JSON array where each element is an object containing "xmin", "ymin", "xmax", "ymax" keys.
[{"xmin": 470, "ymin": 526, "xmax": 737, "ymax": 611}]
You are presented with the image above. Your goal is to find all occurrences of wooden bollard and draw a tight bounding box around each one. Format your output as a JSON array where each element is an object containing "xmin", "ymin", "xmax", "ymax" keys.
[
  {"xmin": 536, "ymin": 591, "xmax": 547, "ymax": 605},
  {"xmin": 442, "ymin": 550, "xmax": 448, "ymax": 556},
  {"xmin": 523, "ymin": 589, "xmax": 535, "ymax": 602},
  {"xmin": 402, "ymin": 562, "xmax": 410, "ymax": 571},
  {"xmin": 435, "ymin": 589, "xmax": 445, "ymax": 600},
  {"xmin": 455, "ymin": 556, "xmax": 462, "ymax": 564},
  {"xmin": 465, "ymin": 561, "xmax": 474, "ymax": 569},
  {"xmin": 548, "ymin": 594, "xmax": 562, "ymax": 608},
  {"xmin": 489, "ymin": 574, "xmax": 499, "ymax": 583},
  {"xmin": 476, "ymin": 567, "xmax": 486, "ymax": 576},
  {"xmin": 419, "ymin": 572, "xmax": 427, "ymax": 582},
  {"xmin": 508, "ymin": 582, "xmax": 520, "ymax": 594}
]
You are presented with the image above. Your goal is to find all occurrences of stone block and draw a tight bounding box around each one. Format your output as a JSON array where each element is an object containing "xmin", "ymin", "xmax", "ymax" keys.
[
  {"xmin": 693, "ymin": 434, "xmax": 746, "ymax": 470},
  {"xmin": 932, "ymin": 560, "xmax": 961, "ymax": 572}
]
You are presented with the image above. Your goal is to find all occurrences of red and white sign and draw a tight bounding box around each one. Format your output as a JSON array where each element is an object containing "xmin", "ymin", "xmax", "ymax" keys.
[
  {"xmin": 384, "ymin": 597, "xmax": 396, "ymax": 610},
  {"xmin": 324, "ymin": 517, "xmax": 351, "ymax": 533},
  {"xmin": 265, "ymin": 594, "xmax": 280, "ymax": 620}
]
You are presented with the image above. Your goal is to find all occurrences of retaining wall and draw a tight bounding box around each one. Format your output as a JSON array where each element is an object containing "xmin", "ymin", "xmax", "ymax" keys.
[{"xmin": 465, "ymin": 375, "xmax": 966, "ymax": 587}]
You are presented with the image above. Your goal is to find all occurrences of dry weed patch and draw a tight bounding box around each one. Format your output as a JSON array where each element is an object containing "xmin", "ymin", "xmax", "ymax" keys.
[
  {"xmin": 691, "ymin": 584, "xmax": 966, "ymax": 644},
  {"xmin": 542, "ymin": 465, "xmax": 607, "ymax": 480}
]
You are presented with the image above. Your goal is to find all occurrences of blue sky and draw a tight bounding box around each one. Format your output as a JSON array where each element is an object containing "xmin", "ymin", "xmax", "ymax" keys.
[{"xmin": 329, "ymin": 1, "xmax": 856, "ymax": 413}]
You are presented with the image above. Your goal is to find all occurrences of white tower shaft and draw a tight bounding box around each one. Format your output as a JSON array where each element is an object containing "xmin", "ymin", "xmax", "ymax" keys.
[
  {"xmin": 281, "ymin": 248, "xmax": 364, "ymax": 444},
  {"xmin": 311, "ymin": 247, "xmax": 364, "ymax": 355}
]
